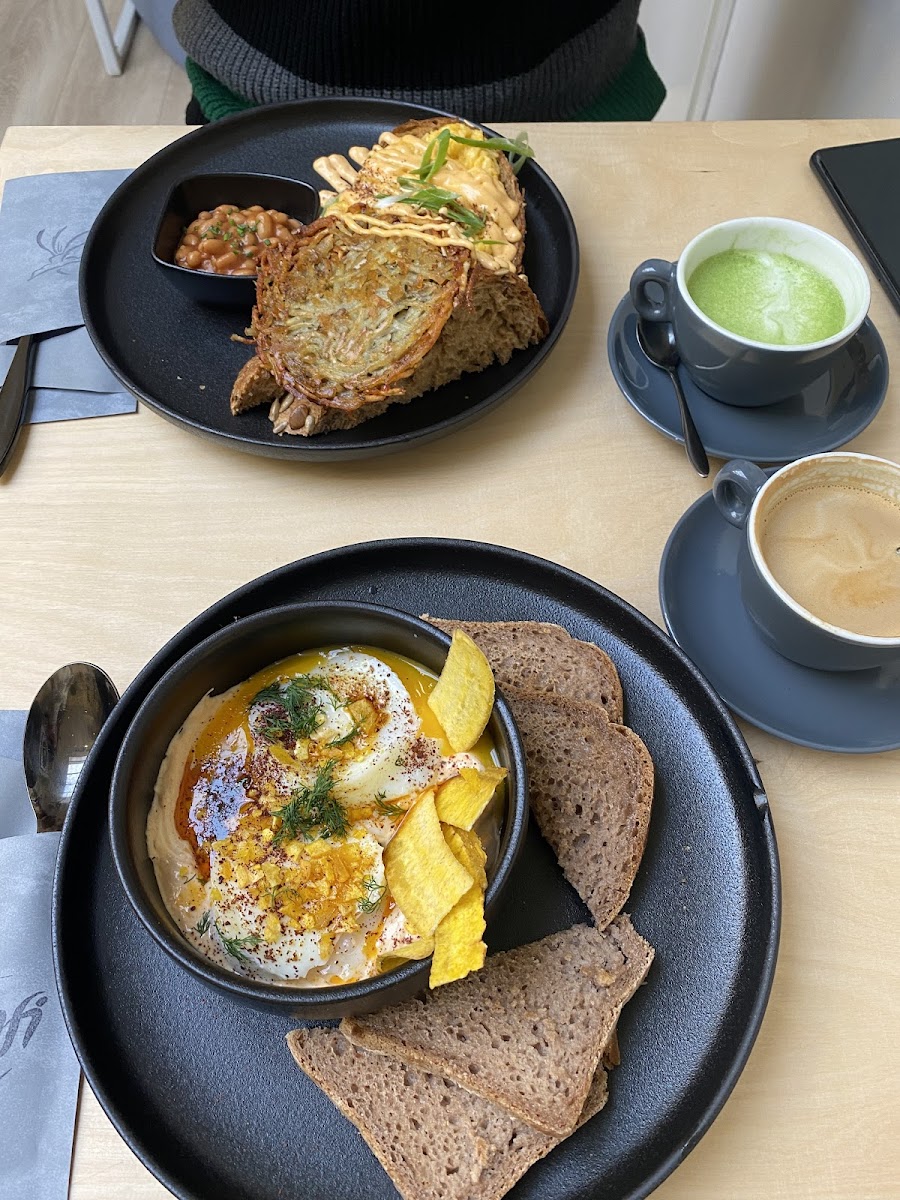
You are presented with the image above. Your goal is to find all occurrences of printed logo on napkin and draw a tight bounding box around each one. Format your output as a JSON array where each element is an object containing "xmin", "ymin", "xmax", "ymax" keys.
[{"xmin": 0, "ymin": 169, "xmax": 129, "ymax": 345}]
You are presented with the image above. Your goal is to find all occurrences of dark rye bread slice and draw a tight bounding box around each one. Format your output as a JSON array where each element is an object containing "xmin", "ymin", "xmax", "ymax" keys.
[
  {"xmin": 286, "ymin": 1028, "xmax": 609, "ymax": 1200},
  {"xmin": 341, "ymin": 918, "xmax": 653, "ymax": 1138},
  {"xmin": 423, "ymin": 618, "xmax": 624, "ymax": 723},
  {"xmin": 507, "ymin": 688, "xmax": 653, "ymax": 931}
]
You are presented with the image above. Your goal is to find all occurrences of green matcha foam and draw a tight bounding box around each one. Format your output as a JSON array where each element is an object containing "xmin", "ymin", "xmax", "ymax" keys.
[{"xmin": 687, "ymin": 249, "xmax": 846, "ymax": 345}]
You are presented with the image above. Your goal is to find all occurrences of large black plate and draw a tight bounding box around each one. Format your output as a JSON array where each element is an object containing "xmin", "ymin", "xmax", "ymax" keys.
[
  {"xmin": 79, "ymin": 99, "xmax": 579, "ymax": 461},
  {"xmin": 53, "ymin": 540, "xmax": 779, "ymax": 1200}
]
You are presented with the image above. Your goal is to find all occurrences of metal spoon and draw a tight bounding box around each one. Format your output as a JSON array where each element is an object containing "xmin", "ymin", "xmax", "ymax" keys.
[
  {"xmin": 637, "ymin": 319, "xmax": 709, "ymax": 478},
  {"xmin": 23, "ymin": 663, "xmax": 119, "ymax": 833}
]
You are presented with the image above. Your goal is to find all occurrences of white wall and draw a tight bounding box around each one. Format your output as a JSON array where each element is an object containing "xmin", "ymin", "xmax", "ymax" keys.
[
  {"xmin": 641, "ymin": 0, "xmax": 715, "ymax": 120},
  {"xmin": 640, "ymin": 0, "xmax": 900, "ymax": 121}
]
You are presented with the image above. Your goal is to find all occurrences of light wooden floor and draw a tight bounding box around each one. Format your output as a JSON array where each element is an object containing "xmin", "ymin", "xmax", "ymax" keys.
[{"xmin": 0, "ymin": 1, "xmax": 189, "ymax": 143}]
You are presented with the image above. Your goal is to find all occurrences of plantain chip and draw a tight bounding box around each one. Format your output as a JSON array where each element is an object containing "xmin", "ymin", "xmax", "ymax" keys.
[
  {"xmin": 442, "ymin": 825, "xmax": 488, "ymax": 887},
  {"xmin": 427, "ymin": 629, "xmax": 495, "ymax": 752},
  {"xmin": 378, "ymin": 935, "xmax": 435, "ymax": 972},
  {"xmin": 435, "ymin": 765, "xmax": 508, "ymax": 830},
  {"xmin": 430, "ymin": 825, "xmax": 487, "ymax": 988},
  {"xmin": 383, "ymin": 790, "xmax": 474, "ymax": 938}
]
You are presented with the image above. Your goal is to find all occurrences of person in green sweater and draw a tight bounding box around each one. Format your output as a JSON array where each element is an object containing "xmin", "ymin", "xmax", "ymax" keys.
[{"xmin": 173, "ymin": 0, "xmax": 665, "ymax": 124}]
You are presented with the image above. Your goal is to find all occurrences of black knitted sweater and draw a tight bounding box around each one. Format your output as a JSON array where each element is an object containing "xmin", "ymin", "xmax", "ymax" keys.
[{"xmin": 173, "ymin": 0, "xmax": 645, "ymax": 121}]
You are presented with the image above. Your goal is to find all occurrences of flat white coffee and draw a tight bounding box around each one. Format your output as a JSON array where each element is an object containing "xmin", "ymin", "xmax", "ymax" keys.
[{"xmin": 758, "ymin": 482, "xmax": 900, "ymax": 638}]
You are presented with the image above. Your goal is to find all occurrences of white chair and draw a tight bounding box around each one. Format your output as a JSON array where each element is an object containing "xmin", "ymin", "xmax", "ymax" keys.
[{"xmin": 83, "ymin": 0, "xmax": 139, "ymax": 76}]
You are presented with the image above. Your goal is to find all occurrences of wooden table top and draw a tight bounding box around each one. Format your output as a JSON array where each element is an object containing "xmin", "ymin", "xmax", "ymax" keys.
[{"xmin": 1, "ymin": 119, "xmax": 897, "ymax": 1200}]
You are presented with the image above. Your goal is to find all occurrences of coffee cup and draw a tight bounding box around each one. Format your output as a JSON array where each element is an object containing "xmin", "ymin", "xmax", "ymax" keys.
[
  {"xmin": 630, "ymin": 217, "xmax": 870, "ymax": 406},
  {"xmin": 713, "ymin": 452, "xmax": 900, "ymax": 671}
]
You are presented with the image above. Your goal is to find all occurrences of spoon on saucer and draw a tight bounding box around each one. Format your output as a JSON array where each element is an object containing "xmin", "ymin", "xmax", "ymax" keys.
[
  {"xmin": 23, "ymin": 663, "xmax": 119, "ymax": 833},
  {"xmin": 637, "ymin": 319, "xmax": 709, "ymax": 478}
]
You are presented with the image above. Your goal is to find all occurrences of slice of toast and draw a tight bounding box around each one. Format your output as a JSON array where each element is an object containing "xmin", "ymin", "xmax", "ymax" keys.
[
  {"xmin": 341, "ymin": 918, "xmax": 653, "ymax": 1138},
  {"xmin": 422, "ymin": 618, "xmax": 624, "ymax": 722},
  {"xmin": 506, "ymin": 688, "xmax": 653, "ymax": 930},
  {"xmin": 286, "ymin": 1027, "xmax": 609, "ymax": 1200}
]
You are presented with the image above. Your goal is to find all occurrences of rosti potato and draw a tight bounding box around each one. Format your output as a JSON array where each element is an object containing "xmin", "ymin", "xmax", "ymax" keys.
[
  {"xmin": 430, "ymin": 826, "xmax": 488, "ymax": 987},
  {"xmin": 435, "ymin": 765, "xmax": 508, "ymax": 830},
  {"xmin": 383, "ymin": 790, "xmax": 474, "ymax": 937},
  {"xmin": 428, "ymin": 629, "xmax": 495, "ymax": 752}
]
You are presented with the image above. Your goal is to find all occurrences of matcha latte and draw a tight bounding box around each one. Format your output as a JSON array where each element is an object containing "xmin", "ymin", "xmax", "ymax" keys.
[{"xmin": 687, "ymin": 249, "xmax": 846, "ymax": 345}]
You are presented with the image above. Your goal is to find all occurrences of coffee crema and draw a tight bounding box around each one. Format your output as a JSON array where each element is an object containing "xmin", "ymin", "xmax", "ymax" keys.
[
  {"xmin": 757, "ymin": 483, "xmax": 900, "ymax": 638},
  {"xmin": 687, "ymin": 249, "xmax": 846, "ymax": 345}
]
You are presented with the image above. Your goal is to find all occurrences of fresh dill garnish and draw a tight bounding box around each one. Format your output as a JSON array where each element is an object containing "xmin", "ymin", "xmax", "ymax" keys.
[
  {"xmin": 204, "ymin": 224, "xmax": 223, "ymax": 238},
  {"xmin": 374, "ymin": 794, "xmax": 404, "ymax": 817},
  {"xmin": 358, "ymin": 876, "xmax": 387, "ymax": 914},
  {"xmin": 218, "ymin": 928, "xmax": 261, "ymax": 962},
  {"xmin": 196, "ymin": 909, "xmax": 261, "ymax": 962},
  {"xmin": 272, "ymin": 760, "xmax": 347, "ymax": 843},
  {"xmin": 252, "ymin": 674, "xmax": 334, "ymax": 744}
]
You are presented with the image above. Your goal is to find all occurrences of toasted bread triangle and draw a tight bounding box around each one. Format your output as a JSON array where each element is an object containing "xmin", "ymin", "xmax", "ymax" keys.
[
  {"xmin": 422, "ymin": 618, "xmax": 624, "ymax": 723},
  {"xmin": 287, "ymin": 1027, "xmax": 608, "ymax": 1200},
  {"xmin": 507, "ymin": 687, "xmax": 653, "ymax": 930},
  {"xmin": 341, "ymin": 918, "xmax": 653, "ymax": 1138}
]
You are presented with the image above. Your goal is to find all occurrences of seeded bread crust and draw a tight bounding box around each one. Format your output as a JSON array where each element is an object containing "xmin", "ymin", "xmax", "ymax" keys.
[
  {"xmin": 506, "ymin": 688, "xmax": 654, "ymax": 930},
  {"xmin": 423, "ymin": 618, "xmax": 624, "ymax": 723},
  {"xmin": 341, "ymin": 918, "xmax": 653, "ymax": 1138},
  {"xmin": 287, "ymin": 1027, "xmax": 609, "ymax": 1200}
]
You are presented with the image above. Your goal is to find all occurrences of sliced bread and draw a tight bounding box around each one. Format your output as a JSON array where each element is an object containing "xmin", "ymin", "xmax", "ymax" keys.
[
  {"xmin": 507, "ymin": 688, "xmax": 653, "ymax": 930},
  {"xmin": 286, "ymin": 1027, "xmax": 608, "ymax": 1200},
  {"xmin": 422, "ymin": 618, "xmax": 624, "ymax": 723},
  {"xmin": 341, "ymin": 917, "xmax": 653, "ymax": 1138}
]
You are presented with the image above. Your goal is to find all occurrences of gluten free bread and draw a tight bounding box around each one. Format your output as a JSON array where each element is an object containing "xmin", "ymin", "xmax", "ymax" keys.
[
  {"xmin": 341, "ymin": 917, "xmax": 654, "ymax": 1138},
  {"xmin": 424, "ymin": 618, "xmax": 624, "ymax": 723},
  {"xmin": 507, "ymin": 688, "xmax": 653, "ymax": 931},
  {"xmin": 287, "ymin": 1027, "xmax": 609, "ymax": 1200}
]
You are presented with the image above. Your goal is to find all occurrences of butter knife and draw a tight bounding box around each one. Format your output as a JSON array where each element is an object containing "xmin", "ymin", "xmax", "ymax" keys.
[{"xmin": 0, "ymin": 334, "xmax": 36, "ymax": 477}]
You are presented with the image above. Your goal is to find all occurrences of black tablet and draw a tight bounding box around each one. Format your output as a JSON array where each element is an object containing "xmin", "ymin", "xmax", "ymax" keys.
[{"xmin": 811, "ymin": 137, "xmax": 900, "ymax": 315}]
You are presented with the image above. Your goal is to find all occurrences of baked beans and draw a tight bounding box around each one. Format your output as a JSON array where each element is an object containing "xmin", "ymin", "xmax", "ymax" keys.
[{"xmin": 174, "ymin": 204, "xmax": 305, "ymax": 275}]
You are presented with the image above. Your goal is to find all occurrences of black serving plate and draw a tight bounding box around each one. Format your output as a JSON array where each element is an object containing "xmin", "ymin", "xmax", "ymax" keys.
[
  {"xmin": 80, "ymin": 99, "xmax": 579, "ymax": 461},
  {"xmin": 53, "ymin": 540, "xmax": 779, "ymax": 1200}
]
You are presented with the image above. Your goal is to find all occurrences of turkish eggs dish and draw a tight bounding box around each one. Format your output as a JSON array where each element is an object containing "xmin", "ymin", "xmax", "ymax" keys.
[{"xmin": 146, "ymin": 645, "xmax": 501, "ymax": 987}]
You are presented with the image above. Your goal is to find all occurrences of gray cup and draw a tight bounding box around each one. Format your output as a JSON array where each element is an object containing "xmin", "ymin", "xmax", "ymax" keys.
[
  {"xmin": 713, "ymin": 452, "xmax": 900, "ymax": 672},
  {"xmin": 630, "ymin": 217, "xmax": 870, "ymax": 406}
]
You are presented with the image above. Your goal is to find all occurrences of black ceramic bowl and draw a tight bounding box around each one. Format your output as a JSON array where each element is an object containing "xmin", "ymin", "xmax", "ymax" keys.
[
  {"xmin": 109, "ymin": 601, "xmax": 528, "ymax": 1018},
  {"xmin": 151, "ymin": 172, "xmax": 320, "ymax": 307}
]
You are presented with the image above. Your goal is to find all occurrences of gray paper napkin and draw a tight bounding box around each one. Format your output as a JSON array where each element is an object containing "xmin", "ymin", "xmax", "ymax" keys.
[
  {"xmin": 0, "ymin": 327, "xmax": 120, "ymax": 393},
  {"xmin": 0, "ymin": 169, "xmax": 130, "ymax": 345},
  {"xmin": 28, "ymin": 388, "xmax": 136, "ymax": 425},
  {"xmin": 0, "ymin": 712, "xmax": 31, "ymax": 840},
  {"xmin": 0, "ymin": 714, "xmax": 81, "ymax": 1200},
  {"xmin": 0, "ymin": 330, "xmax": 136, "ymax": 424}
]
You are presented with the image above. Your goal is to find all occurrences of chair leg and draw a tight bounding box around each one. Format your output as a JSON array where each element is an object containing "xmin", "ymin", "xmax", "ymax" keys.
[{"xmin": 83, "ymin": 0, "xmax": 139, "ymax": 77}]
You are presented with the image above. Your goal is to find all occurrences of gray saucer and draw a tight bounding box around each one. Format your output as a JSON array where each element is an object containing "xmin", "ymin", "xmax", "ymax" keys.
[
  {"xmin": 609, "ymin": 295, "xmax": 888, "ymax": 464},
  {"xmin": 659, "ymin": 487, "xmax": 900, "ymax": 753}
]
